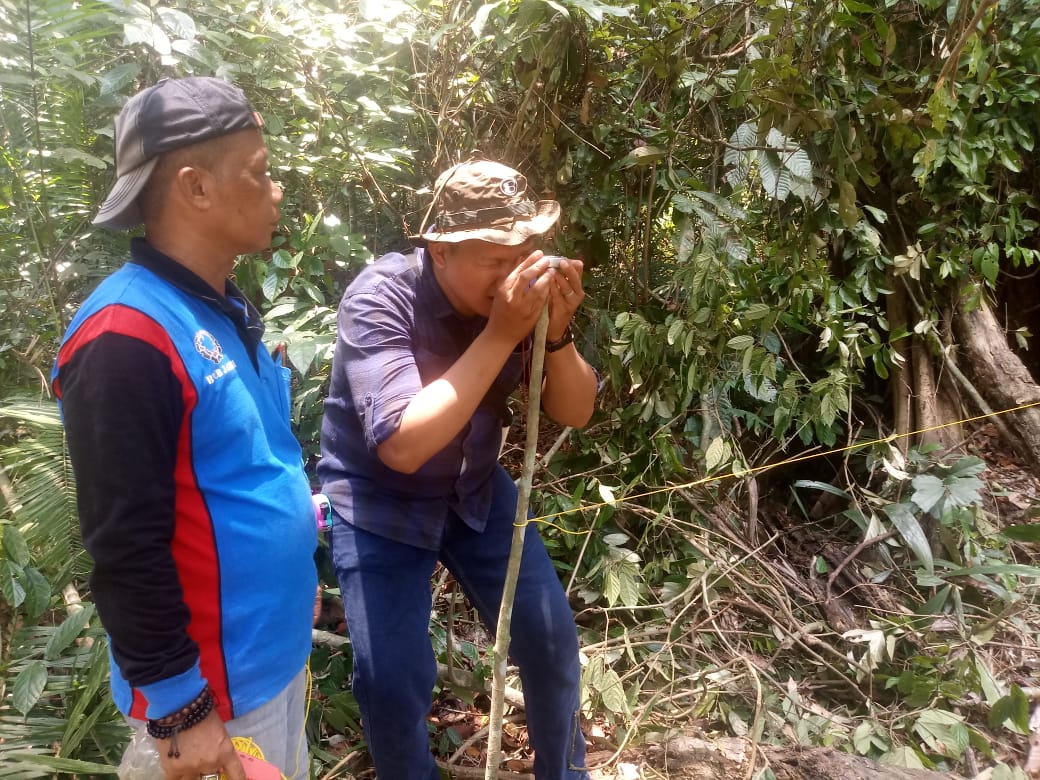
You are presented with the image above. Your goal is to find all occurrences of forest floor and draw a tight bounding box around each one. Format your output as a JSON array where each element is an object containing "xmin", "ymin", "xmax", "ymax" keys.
[{"xmin": 320, "ymin": 422, "xmax": 1040, "ymax": 779}]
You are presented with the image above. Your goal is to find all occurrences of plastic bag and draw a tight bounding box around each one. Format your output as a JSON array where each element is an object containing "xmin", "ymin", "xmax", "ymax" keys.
[
  {"xmin": 117, "ymin": 725, "xmax": 282, "ymax": 780},
  {"xmin": 118, "ymin": 725, "xmax": 162, "ymax": 780}
]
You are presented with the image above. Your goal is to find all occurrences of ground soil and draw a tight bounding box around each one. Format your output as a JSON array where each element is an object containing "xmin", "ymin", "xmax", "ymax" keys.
[{"xmin": 321, "ymin": 420, "xmax": 1040, "ymax": 779}]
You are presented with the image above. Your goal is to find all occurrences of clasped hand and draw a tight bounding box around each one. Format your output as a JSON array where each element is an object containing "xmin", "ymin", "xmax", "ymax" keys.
[
  {"xmin": 157, "ymin": 710, "xmax": 245, "ymax": 780},
  {"xmin": 488, "ymin": 251, "xmax": 586, "ymax": 345}
]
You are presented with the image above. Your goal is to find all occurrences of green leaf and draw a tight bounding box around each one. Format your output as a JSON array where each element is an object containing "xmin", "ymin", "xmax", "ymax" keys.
[
  {"xmin": 939, "ymin": 563, "xmax": 1040, "ymax": 578},
  {"xmin": 22, "ymin": 566, "xmax": 51, "ymax": 620},
  {"xmin": 470, "ymin": 0, "xmax": 507, "ymax": 35},
  {"xmin": 567, "ymin": 0, "xmax": 631, "ymax": 21},
  {"xmin": 157, "ymin": 6, "xmax": 197, "ymax": 39},
  {"xmin": 704, "ymin": 437, "xmax": 730, "ymax": 472},
  {"xmin": 603, "ymin": 567, "xmax": 620, "ymax": 606},
  {"xmin": 946, "ymin": 456, "xmax": 986, "ymax": 478},
  {"xmin": 99, "ymin": 63, "xmax": 140, "ymax": 96},
  {"xmin": 666, "ymin": 318, "xmax": 684, "ymax": 345},
  {"xmin": 1, "ymin": 560, "xmax": 26, "ymax": 608},
  {"xmin": 838, "ymin": 180, "xmax": 859, "ymax": 228},
  {"xmin": 879, "ymin": 746, "xmax": 925, "ymax": 768},
  {"xmin": 975, "ymin": 655, "xmax": 1003, "ymax": 706},
  {"xmin": 123, "ymin": 18, "xmax": 172, "ymax": 55},
  {"xmin": 793, "ymin": 480, "xmax": 853, "ymax": 500},
  {"xmin": 261, "ymin": 270, "xmax": 288, "ymax": 302},
  {"xmin": 3, "ymin": 523, "xmax": 31, "ymax": 566},
  {"xmin": 989, "ymin": 764, "xmax": 1028, "ymax": 780},
  {"xmin": 271, "ymin": 249, "xmax": 296, "ymax": 268},
  {"xmin": 743, "ymin": 303, "xmax": 772, "ymax": 321},
  {"xmin": 620, "ymin": 144, "xmax": 667, "ymax": 168},
  {"xmin": 852, "ymin": 721, "xmax": 874, "ymax": 754},
  {"xmin": 779, "ymin": 146, "xmax": 812, "ymax": 180},
  {"xmin": 910, "ymin": 474, "xmax": 945, "ymax": 513},
  {"xmin": 265, "ymin": 300, "xmax": 303, "ymax": 320},
  {"xmin": 44, "ymin": 604, "xmax": 95, "ymax": 660},
  {"xmin": 595, "ymin": 667, "xmax": 629, "ymax": 714},
  {"xmin": 12, "ymin": 660, "xmax": 47, "ymax": 715},
  {"xmin": 913, "ymin": 709, "xmax": 969, "ymax": 759},
  {"xmin": 727, "ymin": 335, "xmax": 754, "ymax": 350},
  {"xmin": 618, "ymin": 564, "xmax": 640, "ymax": 607},
  {"xmin": 1003, "ymin": 524, "xmax": 1040, "ymax": 542},
  {"xmin": 758, "ymin": 150, "xmax": 790, "ymax": 199},
  {"xmin": 286, "ymin": 338, "xmax": 319, "ymax": 375},
  {"xmin": 883, "ymin": 502, "xmax": 933, "ymax": 572},
  {"xmin": 944, "ymin": 473, "xmax": 983, "ymax": 507},
  {"xmin": 988, "ymin": 685, "xmax": 1030, "ymax": 732},
  {"xmin": 52, "ymin": 146, "xmax": 108, "ymax": 169},
  {"xmin": 2, "ymin": 754, "xmax": 120, "ymax": 774}
]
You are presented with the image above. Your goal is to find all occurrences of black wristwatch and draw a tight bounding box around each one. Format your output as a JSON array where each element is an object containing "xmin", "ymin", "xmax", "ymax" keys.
[{"xmin": 545, "ymin": 324, "xmax": 574, "ymax": 353}]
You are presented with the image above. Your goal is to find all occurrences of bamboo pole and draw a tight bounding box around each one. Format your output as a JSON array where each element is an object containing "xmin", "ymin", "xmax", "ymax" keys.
[{"xmin": 484, "ymin": 306, "xmax": 550, "ymax": 780}]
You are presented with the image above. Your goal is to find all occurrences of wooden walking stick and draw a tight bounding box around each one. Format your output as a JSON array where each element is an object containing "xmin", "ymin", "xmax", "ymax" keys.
[{"xmin": 485, "ymin": 305, "xmax": 549, "ymax": 780}]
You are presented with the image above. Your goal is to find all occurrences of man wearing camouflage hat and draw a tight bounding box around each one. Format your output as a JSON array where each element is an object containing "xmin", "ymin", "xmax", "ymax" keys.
[
  {"xmin": 53, "ymin": 77, "xmax": 317, "ymax": 780},
  {"xmin": 318, "ymin": 157, "xmax": 597, "ymax": 778}
]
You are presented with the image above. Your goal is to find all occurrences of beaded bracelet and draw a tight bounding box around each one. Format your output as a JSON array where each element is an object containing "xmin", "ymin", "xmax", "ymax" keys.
[
  {"xmin": 146, "ymin": 685, "xmax": 215, "ymax": 758},
  {"xmin": 545, "ymin": 324, "xmax": 574, "ymax": 353}
]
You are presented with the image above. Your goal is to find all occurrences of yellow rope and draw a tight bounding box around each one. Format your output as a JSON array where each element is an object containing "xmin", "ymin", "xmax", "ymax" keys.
[
  {"xmin": 224, "ymin": 664, "xmax": 312, "ymax": 780},
  {"xmin": 230, "ymin": 736, "xmax": 266, "ymax": 759},
  {"xmin": 517, "ymin": 399, "xmax": 1040, "ymax": 533}
]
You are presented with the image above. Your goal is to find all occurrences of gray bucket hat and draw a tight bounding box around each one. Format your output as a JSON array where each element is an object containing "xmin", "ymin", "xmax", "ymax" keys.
[
  {"xmin": 93, "ymin": 76, "xmax": 263, "ymax": 230},
  {"xmin": 410, "ymin": 158, "xmax": 561, "ymax": 247}
]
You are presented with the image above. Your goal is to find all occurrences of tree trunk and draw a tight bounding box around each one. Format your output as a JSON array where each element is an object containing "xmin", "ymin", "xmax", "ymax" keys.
[
  {"xmin": 952, "ymin": 293, "xmax": 1040, "ymax": 472},
  {"xmin": 887, "ymin": 276, "xmax": 961, "ymax": 451},
  {"xmin": 912, "ymin": 334, "xmax": 954, "ymax": 449},
  {"xmin": 887, "ymin": 278, "xmax": 912, "ymax": 452}
]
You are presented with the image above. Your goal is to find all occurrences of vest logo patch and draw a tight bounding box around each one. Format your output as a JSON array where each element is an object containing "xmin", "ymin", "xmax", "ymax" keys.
[{"xmin": 194, "ymin": 330, "xmax": 223, "ymax": 363}]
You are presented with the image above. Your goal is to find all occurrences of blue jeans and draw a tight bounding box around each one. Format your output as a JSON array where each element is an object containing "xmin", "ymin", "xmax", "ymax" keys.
[{"xmin": 330, "ymin": 485, "xmax": 589, "ymax": 779}]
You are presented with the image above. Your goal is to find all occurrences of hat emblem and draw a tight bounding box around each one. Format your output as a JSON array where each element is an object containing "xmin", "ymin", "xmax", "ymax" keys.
[
  {"xmin": 194, "ymin": 330, "xmax": 223, "ymax": 363},
  {"xmin": 500, "ymin": 178, "xmax": 519, "ymax": 197}
]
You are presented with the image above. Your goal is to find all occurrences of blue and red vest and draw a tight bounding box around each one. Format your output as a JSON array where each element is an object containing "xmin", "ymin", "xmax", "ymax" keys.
[{"xmin": 54, "ymin": 261, "xmax": 316, "ymax": 720}]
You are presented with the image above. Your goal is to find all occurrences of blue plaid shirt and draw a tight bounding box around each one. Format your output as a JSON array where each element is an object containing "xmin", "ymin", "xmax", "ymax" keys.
[{"xmin": 317, "ymin": 250, "xmax": 528, "ymax": 550}]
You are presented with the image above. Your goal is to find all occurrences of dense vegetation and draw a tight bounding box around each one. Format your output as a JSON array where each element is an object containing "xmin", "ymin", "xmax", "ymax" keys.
[{"xmin": 1, "ymin": 0, "xmax": 1039, "ymax": 777}]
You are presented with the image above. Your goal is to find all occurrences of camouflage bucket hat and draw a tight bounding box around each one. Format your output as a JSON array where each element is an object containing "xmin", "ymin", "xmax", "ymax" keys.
[{"xmin": 410, "ymin": 158, "xmax": 561, "ymax": 247}]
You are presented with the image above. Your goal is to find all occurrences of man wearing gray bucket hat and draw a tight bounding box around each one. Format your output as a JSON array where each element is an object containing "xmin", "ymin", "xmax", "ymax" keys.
[
  {"xmin": 53, "ymin": 77, "xmax": 316, "ymax": 780},
  {"xmin": 319, "ymin": 156, "xmax": 597, "ymax": 778}
]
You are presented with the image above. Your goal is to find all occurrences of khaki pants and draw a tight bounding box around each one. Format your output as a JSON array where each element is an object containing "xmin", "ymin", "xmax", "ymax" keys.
[{"xmin": 126, "ymin": 666, "xmax": 309, "ymax": 780}]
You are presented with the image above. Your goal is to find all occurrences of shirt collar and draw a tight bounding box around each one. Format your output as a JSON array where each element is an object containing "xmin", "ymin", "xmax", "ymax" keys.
[
  {"xmin": 129, "ymin": 237, "xmax": 264, "ymax": 330},
  {"xmin": 129, "ymin": 238, "xmax": 266, "ymax": 366}
]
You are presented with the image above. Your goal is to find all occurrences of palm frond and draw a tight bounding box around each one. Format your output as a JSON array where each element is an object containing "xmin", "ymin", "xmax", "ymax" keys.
[{"xmin": 0, "ymin": 397, "xmax": 86, "ymax": 580}]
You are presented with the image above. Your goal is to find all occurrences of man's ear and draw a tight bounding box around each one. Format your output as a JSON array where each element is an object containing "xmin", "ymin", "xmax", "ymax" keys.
[
  {"xmin": 426, "ymin": 241, "xmax": 450, "ymax": 268},
  {"xmin": 172, "ymin": 165, "xmax": 213, "ymax": 210}
]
